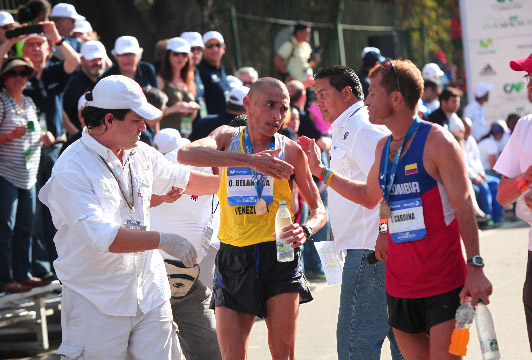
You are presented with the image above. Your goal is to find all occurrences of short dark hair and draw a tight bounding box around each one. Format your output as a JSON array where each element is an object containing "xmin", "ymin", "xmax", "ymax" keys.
[
  {"xmin": 229, "ymin": 114, "xmax": 247, "ymax": 127},
  {"xmin": 424, "ymin": 78, "xmax": 439, "ymax": 91},
  {"xmin": 294, "ymin": 22, "xmax": 309, "ymax": 35},
  {"xmin": 314, "ymin": 65, "xmax": 364, "ymax": 101},
  {"xmin": 369, "ymin": 59, "xmax": 424, "ymax": 111},
  {"xmin": 439, "ymin": 87, "xmax": 462, "ymax": 103},
  {"xmin": 143, "ymin": 86, "xmax": 168, "ymax": 110},
  {"xmin": 81, "ymin": 104, "xmax": 130, "ymax": 130}
]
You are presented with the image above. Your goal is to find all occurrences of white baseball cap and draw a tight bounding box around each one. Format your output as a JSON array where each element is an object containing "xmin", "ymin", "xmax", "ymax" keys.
[
  {"xmin": 361, "ymin": 47, "xmax": 381, "ymax": 59},
  {"xmin": 81, "ymin": 40, "xmax": 107, "ymax": 60},
  {"xmin": 422, "ymin": 63, "xmax": 445, "ymax": 79},
  {"xmin": 113, "ymin": 36, "xmax": 142, "ymax": 56},
  {"xmin": 180, "ymin": 32, "xmax": 203, "ymax": 48},
  {"xmin": 87, "ymin": 75, "xmax": 162, "ymax": 120},
  {"xmin": 73, "ymin": 20, "xmax": 93, "ymax": 34},
  {"xmin": 22, "ymin": 34, "xmax": 47, "ymax": 48},
  {"xmin": 0, "ymin": 12, "xmax": 15, "ymax": 26},
  {"xmin": 153, "ymin": 128, "xmax": 182, "ymax": 154},
  {"xmin": 166, "ymin": 37, "xmax": 190, "ymax": 54},
  {"xmin": 50, "ymin": 3, "xmax": 85, "ymax": 20},
  {"xmin": 202, "ymin": 31, "xmax": 224, "ymax": 45},
  {"xmin": 77, "ymin": 93, "xmax": 86, "ymax": 112},
  {"xmin": 474, "ymin": 82, "xmax": 494, "ymax": 98},
  {"xmin": 228, "ymin": 85, "xmax": 249, "ymax": 106},
  {"xmin": 226, "ymin": 75, "xmax": 243, "ymax": 89}
]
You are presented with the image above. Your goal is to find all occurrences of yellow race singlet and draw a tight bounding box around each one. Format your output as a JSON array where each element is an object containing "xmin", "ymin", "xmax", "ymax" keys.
[{"xmin": 217, "ymin": 127, "xmax": 293, "ymax": 246}]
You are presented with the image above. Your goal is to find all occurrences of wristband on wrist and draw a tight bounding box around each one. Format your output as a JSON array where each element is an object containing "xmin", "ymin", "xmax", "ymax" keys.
[
  {"xmin": 518, "ymin": 180, "xmax": 531, "ymax": 192},
  {"xmin": 319, "ymin": 167, "xmax": 327, "ymax": 181},
  {"xmin": 54, "ymin": 37, "xmax": 65, "ymax": 46},
  {"xmin": 326, "ymin": 171, "xmax": 334, "ymax": 186},
  {"xmin": 323, "ymin": 169, "xmax": 331, "ymax": 184}
]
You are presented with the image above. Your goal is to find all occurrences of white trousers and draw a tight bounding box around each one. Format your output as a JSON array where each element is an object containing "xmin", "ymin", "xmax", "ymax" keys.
[{"xmin": 58, "ymin": 286, "xmax": 181, "ymax": 359}]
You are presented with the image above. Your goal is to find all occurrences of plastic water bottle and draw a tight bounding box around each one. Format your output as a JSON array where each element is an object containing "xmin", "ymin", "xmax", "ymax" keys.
[
  {"xmin": 475, "ymin": 300, "xmax": 501, "ymax": 359},
  {"xmin": 275, "ymin": 200, "xmax": 294, "ymax": 262},
  {"xmin": 449, "ymin": 297, "xmax": 475, "ymax": 356}
]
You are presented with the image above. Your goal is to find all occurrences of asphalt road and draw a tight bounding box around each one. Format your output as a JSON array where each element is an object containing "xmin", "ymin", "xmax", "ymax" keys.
[{"xmin": 4, "ymin": 220, "xmax": 531, "ymax": 360}]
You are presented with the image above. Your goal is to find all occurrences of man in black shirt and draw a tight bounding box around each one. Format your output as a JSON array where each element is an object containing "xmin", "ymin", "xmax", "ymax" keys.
[
  {"xmin": 196, "ymin": 31, "xmax": 230, "ymax": 116},
  {"xmin": 63, "ymin": 40, "xmax": 107, "ymax": 134},
  {"xmin": 428, "ymin": 86, "xmax": 463, "ymax": 129}
]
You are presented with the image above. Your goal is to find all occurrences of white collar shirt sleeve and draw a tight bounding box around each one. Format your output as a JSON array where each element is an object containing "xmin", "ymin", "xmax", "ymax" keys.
[
  {"xmin": 328, "ymin": 101, "xmax": 390, "ymax": 254},
  {"xmin": 38, "ymin": 131, "xmax": 191, "ymax": 316}
]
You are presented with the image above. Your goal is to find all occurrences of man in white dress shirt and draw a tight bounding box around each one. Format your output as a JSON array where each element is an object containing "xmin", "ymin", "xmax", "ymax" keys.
[
  {"xmin": 464, "ymin": 82, "xmax": 494, "ymax": 141},
  {"xmin": 298, "ymin": 65, "xmax": 402, "ymax": 360},
  {"xmin": 39, "ymin": 75, "xmax": 220, "ymax": 359}
]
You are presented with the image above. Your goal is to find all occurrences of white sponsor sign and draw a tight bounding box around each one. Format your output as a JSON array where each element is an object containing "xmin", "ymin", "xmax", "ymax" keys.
[{"xmin": 460, "ymin": 0, "xmax": 532, "ymax": 123}]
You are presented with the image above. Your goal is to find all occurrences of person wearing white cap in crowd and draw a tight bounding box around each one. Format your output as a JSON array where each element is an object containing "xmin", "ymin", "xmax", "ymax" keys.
[
  {"xmin": 63, "ymin": 40, "xmax": 108, "ymax": 136},
  {"xmin": 151, "ymin": 127, "xmax": 222, "ymax": 360},
  {"xmin": 157, "ymin": 37, "xmax": 199, "ymax": 136},
  {"xmin": 226, "ymin": 74, "xmax": 243, "ymax": 89},
  {"xmin": 196, "ymin": 31, "xmax": 231, "ymax": 116},
  {"xmin": 49, "ymin": 2, "xmax": 85, "ymax": 57},
  {"xmin": 6, "ymin": 22, "xmax": 81, "ymax": 280},
  {"xmin": 463, "ymin": 82, "xmax": 494, "ymax": 141},
  {"xmin": 495, "ymin": 51, "xmax": 532, "ymax": 352},
  {"xmin": 0, "ymin": 11, "xmax": 16, "ymax": 47},
  {"xmin": 357, "ymin": 46, "xmax": 385, "ymax": 98},
  {"xmin": 72, "ymin": 20, "xmax": 93, "ymax": 43},
  {"xmin": 422, "ymin": 63, "xmax": 446, "ymax": 111},
  {"xmin": 180, "ymin": 31, "xmax": 206, "ymax": 118},
  {"xmin": 189, "ymin": 84, "xmax": 249, "ymax": 141},
  {"xmin": 103, "ymin": 35, "xmax": 158, "ymax": 89},
  {"xmin": 39, "ymin": 75, "xmax": 221, "ymax": 359}
]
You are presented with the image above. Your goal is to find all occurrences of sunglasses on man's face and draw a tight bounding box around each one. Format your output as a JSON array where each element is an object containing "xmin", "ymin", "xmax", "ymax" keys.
[
  {"xmin": 205, "ymin": 43, "xmax": 223, "ymax": 49},
  {"xmin": 6, "ymin": 70, "xmax": 30, "ymax": 78},
  {"xmin": 380, "ymin": 60, "xmax": 402, "ymax": 95},
  {"xmin": 191, "ymin": 47, "xmax": 203, "ymax": 53}
]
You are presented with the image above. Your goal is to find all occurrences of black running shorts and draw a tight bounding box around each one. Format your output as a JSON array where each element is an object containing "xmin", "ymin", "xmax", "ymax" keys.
[
  {"xmin": 210, "ymin": 241, "xmax": 313, "ymax": 318},
  {"xmin": 387, "ymin": 285, "xmax": 463, "ymax": 334}
]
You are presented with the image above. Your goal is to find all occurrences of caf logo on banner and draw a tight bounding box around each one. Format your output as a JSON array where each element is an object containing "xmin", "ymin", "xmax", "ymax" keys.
[{"xmin": 503, "ymin": 82, "xmax": 524, "ymax": 94}]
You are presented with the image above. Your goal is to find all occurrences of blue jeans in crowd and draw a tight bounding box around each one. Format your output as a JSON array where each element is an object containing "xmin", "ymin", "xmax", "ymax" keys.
[
  {"xmin": 32, "ymin": 144, "xmax": 61, "ymax": 276},
  {"xmin": 0, "ymin": 176, "xmax": 35, "ymax": 285},
  {"xmin": 472, "ymin": 175, "xmax": 504, "ymax": 223},
  {"xmin": 337, "ymin": 249, "xmax": 403, "ymax": 360}
]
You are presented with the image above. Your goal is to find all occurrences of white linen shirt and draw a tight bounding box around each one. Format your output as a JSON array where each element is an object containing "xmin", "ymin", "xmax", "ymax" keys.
[
  {"xmin": 38, "ymin": 130, "xmax": 191, "ymax": 316},
  {"xmin": 464, "ymin": 100, "xmax": 488, "ymax": 141},
  {"xmin": 462, "ymin": 136, "xmax": 485, "ymax": 178},
  {"xmin": 328, "ymin": 101, "xmax": 390, "ymax": 254},
  {"xmin": 494, "ymin": 114, "xmax": 532, "ymax": 249}
]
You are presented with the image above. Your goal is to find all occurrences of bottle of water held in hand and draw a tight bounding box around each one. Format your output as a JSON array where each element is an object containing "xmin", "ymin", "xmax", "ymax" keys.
[
  {"xmin": 276, "ymin": 200, "xmax": 294, "ymax": 262},
  {"xmin": 449, "ymin": 297, "xmax": 475, "ymax": 356},
  {"xmin": 476, "ymin": 300, "xmax": 501, "ymax": 359}
]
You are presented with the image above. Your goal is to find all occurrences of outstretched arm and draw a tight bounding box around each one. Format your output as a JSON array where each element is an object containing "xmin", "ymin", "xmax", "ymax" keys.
[
  {"xmin": 297, "ymin": 135, "xmax": 383, "ymax": 208},
  {"xmin": 178, "ymin": 125, "xmax": 294, "ymax": 180}
]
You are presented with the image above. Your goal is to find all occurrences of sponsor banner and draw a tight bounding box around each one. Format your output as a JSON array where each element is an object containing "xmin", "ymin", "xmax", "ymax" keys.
[{"xmin": 460, "ymin": 0, "xmax": 532, "ymax": 122}]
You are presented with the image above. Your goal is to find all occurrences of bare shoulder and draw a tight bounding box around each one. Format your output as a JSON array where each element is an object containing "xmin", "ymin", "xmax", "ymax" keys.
[{"xmin": 425, "ymin": 124, "xmax": 461, "ymax": 160}]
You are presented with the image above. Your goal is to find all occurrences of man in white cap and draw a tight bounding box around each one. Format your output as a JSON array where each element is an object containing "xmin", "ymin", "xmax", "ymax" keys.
[
  {"xmin": 196, "ymin": 31, "xmax": 230, "ymax": 116},
  {"xmin": 421, "ymin": 63, "xmax": 446, "ymax": 112},
  {"xmin": 39, "ymin": 75, "xmax": 220, "ymax": 359},
  {"xmin": 495, "ymin": 52, "xmax": 532, "ymax": 352},
  {"xmin": 357, "ymin": 47, "xmax": 385, "ymax": 98},
  {"xmin": 464, "ymin": 82, "xmax": 494, "ymax": 141},
  {"xmin": 189, "ymin": 84, "xmax": 249, "ymax": 141},
  {"xmin": 49, "ymin": 3, "xmax": 85, "ymax": 57},
  {"xmin": 0, "ymin": 11, "xmax": 16, "ymax": 52},
  {"xmin": 63, "ymin": 40, "xmax": 108, "ymax": 135},
  {"xmin": 72, "ymin": 20, "xmax": 93, "ymax": 43},
  {"xmin": 104, "ymin": 35, "xmax": 158, "ymax": 89}
]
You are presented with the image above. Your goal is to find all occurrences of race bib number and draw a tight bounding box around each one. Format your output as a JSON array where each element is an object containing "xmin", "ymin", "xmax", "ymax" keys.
[
  {"xmin": 226, "ymin": 167, "xmax": 273, "ymax": 206},
  {"xmin": 388, "ymin": 198, "xmax": 426, "ymax": 243}
]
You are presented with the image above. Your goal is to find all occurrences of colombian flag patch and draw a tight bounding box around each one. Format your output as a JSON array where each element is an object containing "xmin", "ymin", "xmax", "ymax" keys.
[{"xmin": 405, "ymin": 163, "xmax": 418, "ymax": 175}]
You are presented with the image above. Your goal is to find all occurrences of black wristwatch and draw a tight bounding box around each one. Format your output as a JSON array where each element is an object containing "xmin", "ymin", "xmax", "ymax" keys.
[
  {"xmin": 466, "ymin": 255, "xmax": 485, "ymax": 267},
  {"xmin": 54, "ymin": 37, "xmax": 65, "ymax": 46},
  {"xmin": 301, "ymin": 225, "xmax": 313, "ymax": 240}
]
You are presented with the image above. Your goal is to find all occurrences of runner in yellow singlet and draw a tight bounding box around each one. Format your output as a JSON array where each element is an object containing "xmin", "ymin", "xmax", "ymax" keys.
[{"xmin": 178, "ymin": 77, "xmax": 326, "ymax": 360}]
